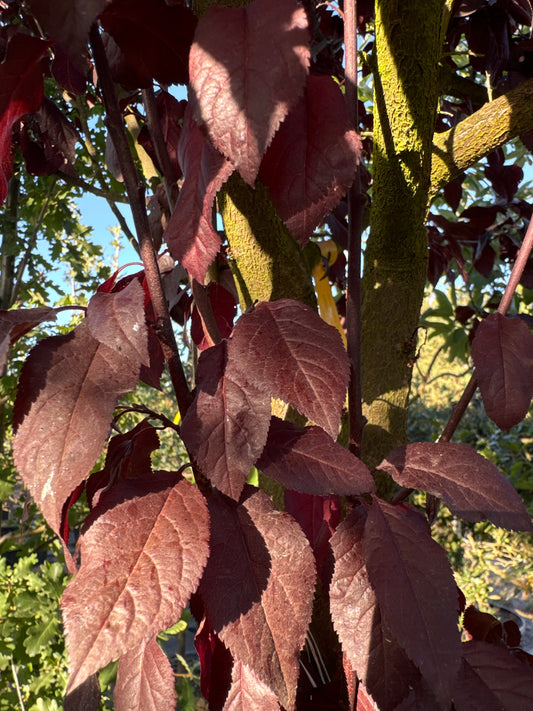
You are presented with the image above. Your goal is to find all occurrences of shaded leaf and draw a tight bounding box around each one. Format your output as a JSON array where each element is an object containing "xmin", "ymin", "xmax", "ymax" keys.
[
  {"xmin": 471, "ymin": 312, "xmax": 533, "ymax": 430},
  {"xmin": 191, "ymin": 282, "xmax": 237, "ymax": 351},
  {"xmin": 114, "ymin": 637, "xmax": 177, "ymax": 711},
  {"xmin": 223, "ymin": 661, "xmax": 280, "ymax": 711},
  {"xmin": 199, "ymin": 488, "xmax": 316, "ymax": 710},
  {"xmin": 27, "ymin": 0, "xmax": 106, "ymax": 69},
  {"xmin": 257, "ymin": 417, "xmax": 374, "ymax": 496},
  {"xmin": 86, "ymin": 420, "xmax": 160, "ymax": 508},
  {"xmin": 181, "ymin": 341, "xmax": 270, "ymax": 500},
  {"xmin": 378, "ymin": 442, "xmax": 533, "ymax": 531},
  {"xmin": 330, "ymin": 507, "xmax": 419, "ymax": 711},
  {"xmin": 62, "ymin": 472, "xmax": 210, "ymax": 691},
  {"xmin": 35, "ymin": 97, "xmax": 80, "ymax": 166},
  {"xmin": 189, "ymin": 0, "xmax": 310, "ymax": 185},
  {"xmin": 456, "ymin": 640, "xmax": 533, "ymax": 710},
  {"xmin": 260, "ymin": 74, "xmax": 361, "ymax": 244},
  {"xmin": 13, "ymin": 321, "xmax": 139, "ymax": 534},
  {"xmin": 228, "ymin": 300, "xmax": 349, "ymax": 438},
  {"xmin": 100, "ymin": 0, "xmax": 197, "ymax": 87},
  {"xmin": 364, "ymin": 498, "xmax": 461, "ymax": 707},
  {"xmin": 0, "ymin": 33, "xmax": 49, "ymax": 205},
  {"xmin": 87, "ymin": 278, "xmax": 150, "ymax": 367},
  {"xmin": 63, "ymin": 674, "xmax": 101, "ymax": 711},
  {"xmin": 194, "ymin": 611, "xmax": 234, "ymax": 711},
  {"xmin": 0, "ymin": 306, "xmax": 57, "ymax": 376},
  {"xmin": 164, "ymin": 106, "xmax": 234, "ymax": 284}
]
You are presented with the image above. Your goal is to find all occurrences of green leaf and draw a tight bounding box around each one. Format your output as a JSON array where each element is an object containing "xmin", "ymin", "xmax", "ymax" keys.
[{"xmin": 24, "ymin": 617, "xmax": 59, "ymax": 657}]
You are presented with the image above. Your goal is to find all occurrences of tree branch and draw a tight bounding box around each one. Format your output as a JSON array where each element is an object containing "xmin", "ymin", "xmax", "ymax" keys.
[
  {"xmin": 89, "ymin": 26, "xmax": 192, "ymax": 418},
  {"xmin": 430, "ymin": 76, "xmax": 533, "ymax": 199}
]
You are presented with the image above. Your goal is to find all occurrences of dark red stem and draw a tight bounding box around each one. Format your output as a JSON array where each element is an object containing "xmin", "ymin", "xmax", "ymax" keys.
[
  {"xmin": 89, "ymin": 25, "xmax": 192, "ymax": 418},
  {"xmin": 344, "ymin": 1, "xmax": 365, "ymax": 456}
]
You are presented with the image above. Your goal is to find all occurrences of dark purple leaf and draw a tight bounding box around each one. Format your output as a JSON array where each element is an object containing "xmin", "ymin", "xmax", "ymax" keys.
[
  {"xmin": 456, "ymin": 640, "xmax": 533, "ymax": 710},
  {"xmin": 284, "ymin": 489, "xmax": 340, "ymax": 585},
  {"xmin": 51, "ymin": 45, "xmax": 87, "ymax": 95},
  {"xmin": 63, "ymin": 674, "xmax": 101, "ymax": 711},
  {"xmin": 378, "ymin": 441, "xmax": 533, "ymax": 531},
  {"xmin": 259, "ymin": 74, "xmax": 361, "ymax": 244},
  {"xmin": 27, "ymin": 0, "xmax": 106, "ymax": 69},
  {"xmin": 189, "ymin": 0, "xmax": 310, "ymax": 185},
  {"xmin": 164, "ymin": 106, "xmax": 234, "ymax": 284},
  {"xmin": 181, "ymin": 341, "xmax": 270, "ymax": 500},
  {"xmin": 199, "ymin": 488, "xmax": 316, "ymax": 710},
  {"xmin": 228, "ymin": 300, "xmax": 349, "ymax": 439},
  {"xmin": 62, "ymin": 473, "xmax": 210, "ymax": 691},
  {"xmin": 364, "ymin": 498, "xmax": 461, "ymax": 707},
  {"xmin": 463, "ymin": 606, "xmax": 510, "ymax": 647},
  {"xmin": 330, "ymin": 507, "xmax": 419, "ymax": 711},
  {"xmin": 191, "ymin": 283, "xmax": 237, "ymax": 351},
  {"xmin": 34, "ymin": 97, "xmax": 80, "ymax": 166},
  {"xmin": 100, "ymin": 0, "xmax": 197, "ymax": 86},
  {"xmin": 443, "ymin": 173, "xmax": 464, "ymax": 212},
  {"xmin": 13, "ymin": 321, "xmax": 140, "ymax": 535},
  {"xmin": 114, "ymin": 637, "xmax": 177, "ymax": 711},
  {"xmin": 86, "ymin": 420, "xmax": 160, "ymax": 507},
  {"xmin": 194, "ymin": 613, "xmax": 233, "ymax": 711},
  {"xmin": 86, "ymin": 278, "xmax": 150, "ymax": 367},
  {"xmin": 137, "ymin": 92, "xmax": 185, "ymax": 180},
  {"xmin": 0, "ymin": 33, "xmax": 49, "ymax": 205},
  {"xmin": 472, "ymin": 312, "xmax": 533, "ymax": 430},
  {"xmin": 0, "ymin": 306, "xmax": 57, "ymax": 376},
  {"xmin": 257, "ymin": 416, "xmax": 374, "ymax": 496}
]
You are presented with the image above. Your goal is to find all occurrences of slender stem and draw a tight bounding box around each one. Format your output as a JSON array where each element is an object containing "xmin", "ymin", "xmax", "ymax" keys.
[
  {"xmin": 11, "ymin": 660, "xmax": 26, "ymax": 711},
  {"xmin": 344, "ymin": 1, "xmax": 365, "ymax": 456},
  {"xmin": 439, "ymin": 213, "xmax": 533, "ymax": 443},
  {"xmin": 89, "ymin": 25, "xmax": 192, "ymax": 418},
  {"xmin": 141, "ymin": 86, "xmax": 178, "ymax": 211},
  {"xmin": 10, "ymin": 177, "xmax": 57, "ymax": 306},
  {"xmin": 73, "ymin": 95, "xmax": 139, "ymax": 253},
  {"xmin": 59, "ymin": 173, "xmax": 129, "ymax": 203}
]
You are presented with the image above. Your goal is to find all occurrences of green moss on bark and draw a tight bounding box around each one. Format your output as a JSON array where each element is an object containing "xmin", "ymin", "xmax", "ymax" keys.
[
  {"xmin": 361, "ymin": 0, "xmax": 443, "ymax": 471},
  {"xmin": 219, "ymin": 174, "xmax": 316, "ymax": 311}
]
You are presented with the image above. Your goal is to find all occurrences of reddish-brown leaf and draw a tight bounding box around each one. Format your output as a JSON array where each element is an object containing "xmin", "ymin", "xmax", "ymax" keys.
[
  {"xmin": 455, "ymin": 640, "xmax": 533, "ymax": 710},
  {"xmin": 86, "ymin": 279, "xmax": 150, "ymax": 367},
  {"xmin": 330, "ymin": 507, "xmax": 419, "ymax": 711},
  {"xmin": 63, "ymin": 674, "xmax": 101, "ymax": 711},
  {"xmin": 164, "ymin": 106, "xmax": 234, "ymax": 284},
  {"xmin": 181, "ymin": 341, "xmax": 270, "ymax": 500},
  {"xmin": 0, "ymin": 306, "xmax": 57, "ymax": 376},
  {"xmin": 189, "ymin": 0, "xmax": 310, "ymax": 185},
  {"xmin": 228, "ymin": 300, "xmax": 349, "ymax": 439},
  {"xmin": 86, "ymin": 420, "xmax": 160, "ymax": 508},
  {"xmin": 364, "ymin": 498, "xmax": 461, "ymax": 707},
  {"xmin": 114, "ymin": 637, "xmax": 177, "ymax": 711},
  {"xmin": 194, "ymin": 612, "xmax": 234, "ymax": 711},
  {"xmin": 223, "ymin": 661, "xmax": 281, "ymax": 711},
  {"xmin": 27, "ymin": 0, "xmax": 106, "ymax": 68},
  {"xmin": 0, "ymin": 33, "xmax": 49, "ymax": 205},
  {"xmin": 259, "ymin": 74, "xmax": 361, "ymax": 244},
  {"xmin": 199, "ymin": 488, "xmax": 316, "ymax": 710},
  {"xmin": 100, "ymin": 0, "xmax": 197, "ymax": 86},
  {"xmin": 472, "ymin": 312, "xmax": 533, "ymax": 430},
  {"xmin": 13, "ymin": 321, "xmax": 139, "ymax": 534},
  {"xmin": 257, "ymin": 417, "xmax": 374, "ymax": 496},
  {"xmin": 191, "ymin": 283, "xmax": 237, "ymax": 351},
  {"xmin": 378, "ymin": 442, "xmax": 533, "ymax": 532},
  {"xmin": 62, "ymin": 473, "xmax": 210, "ymax": 691}
]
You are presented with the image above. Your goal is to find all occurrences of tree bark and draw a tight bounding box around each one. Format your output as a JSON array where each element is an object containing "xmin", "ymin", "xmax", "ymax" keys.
[{"xmin": 360, "ymin": 0, "xmax": 443, "ymax": 473}]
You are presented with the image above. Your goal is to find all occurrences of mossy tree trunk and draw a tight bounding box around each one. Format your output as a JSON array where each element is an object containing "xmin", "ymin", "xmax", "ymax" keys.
[{"xmin": 360, "ymin": 0, "xmax": 444, "ymax": 472}]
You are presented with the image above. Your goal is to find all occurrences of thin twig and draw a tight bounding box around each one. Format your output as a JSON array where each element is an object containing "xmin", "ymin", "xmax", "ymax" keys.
[
  {"xmin": 89, "ymin": 25, "xmax": 192, "ymax": 419},
  {"xmin": 58, "ymin": 172, "xmax": 129, "ymax": 203},
  {"xmin": 73, "ymin": 94, "xmax": 140, "ymax": 253},
  {"xmin": 11, "ymin": 660, "xmax": 26, "ymax": 711},
  {"xmin": 142, "ymin": 86, "xmax": 178, "ymax": 210},
  {"xmin": 10, "ymin": 177, "xmax": 57, "ymax": 306},
  {"xmin": 439, "ymin": 213, "xmax": 533, "ymax": 443},
  {"xmin": 344, "ymin": 1, "xmax": 366, "ymax": 456}
]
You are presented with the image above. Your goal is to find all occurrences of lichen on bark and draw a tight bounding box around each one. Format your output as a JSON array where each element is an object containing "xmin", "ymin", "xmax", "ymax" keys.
[{"xmin": 361, "ymin": 0, "xmax": 444, "ymax": 472}]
